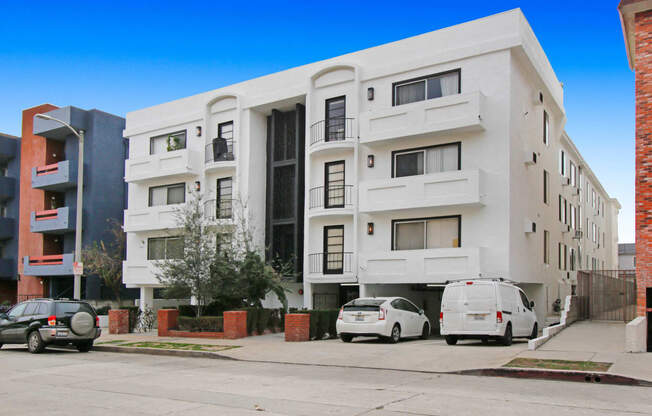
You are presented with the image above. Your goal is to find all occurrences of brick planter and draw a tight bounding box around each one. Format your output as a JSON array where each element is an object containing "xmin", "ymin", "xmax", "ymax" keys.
[
  {"xmin": 285, "ymin": 313, "xmax": 310, "ymax": 342},
  {"xmin": 157, "ymin": 309, "xmax": 179, "ymax": 337},
  {"xmin": 224, "ymin": 310, "xmax": 247, "ymax": 339},
  {"xmin": 108, "ymin": 309, "xmax": 129, "ymax": 334}
]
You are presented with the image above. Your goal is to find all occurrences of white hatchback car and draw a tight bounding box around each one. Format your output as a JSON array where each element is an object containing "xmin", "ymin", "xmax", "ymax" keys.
[
  {"xmin": 439, "ymin": 279, "xmax": 538, "ymax": 346},
  {"xmin": 336, "ymin": 297, "xmax": 431, "ymax": 343}
]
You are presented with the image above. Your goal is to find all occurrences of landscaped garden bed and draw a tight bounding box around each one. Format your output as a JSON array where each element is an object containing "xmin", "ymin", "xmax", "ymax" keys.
[{"xmin": 504, "ymin": 358, "xmax": 612, "ymax": 372}]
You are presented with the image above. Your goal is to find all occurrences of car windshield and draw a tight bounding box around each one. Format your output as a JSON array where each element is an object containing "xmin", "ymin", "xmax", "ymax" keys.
[
  {"xmin": 55, "ymin": 302, "xmax": 95, "ymax": 316},
  {"xmin": 343, "ymin": 299, "xmax": 385, "ymax": 312}
]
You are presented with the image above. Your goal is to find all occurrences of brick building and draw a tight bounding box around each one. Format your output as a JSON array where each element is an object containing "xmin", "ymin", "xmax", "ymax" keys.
[{"xmin": 619, "ymin": 0, "xmax": 652, "ymax": 350}]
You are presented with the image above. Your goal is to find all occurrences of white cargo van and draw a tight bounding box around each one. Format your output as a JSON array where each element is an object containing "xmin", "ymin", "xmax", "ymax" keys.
[{"xmin": 439, "ymin": 279, "xmax": 538, "ymax": 346}]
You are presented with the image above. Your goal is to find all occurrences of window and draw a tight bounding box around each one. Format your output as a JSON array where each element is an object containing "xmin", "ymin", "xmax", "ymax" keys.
[
  {"xmin": 559, "ymin": 150, "xmax": 566, "ymax": 176},
  {"xmin": 571, "ymin": 205, "xmax": 576, "ymax": 230},
  {"xmin": 23, "ymin": 302, "xmax": 38, "ymax": 316},
  {"xmin": 216, "ymin": 177, "xmax": 232, "ymax": 219},
  {"xmin": 212, "ymin": 121, "xmax": 234, "ymax": 161},
  {"xmin": 150, "ymin": 130, "xmax": 186, "ymax": 155},
  {"xmin": 543, "ymin": 110, "xmax": 549, "ymax": 146},
  {"xmin": 149, "ymin": 183, "xmax": 185, "ymax": 207},
  {"xmin": 325, "ymin": 96, "xmax": 346, "ymax": 142},
  {"xmin": 543, "ymin": 230, "xmax": 549, "ymax": 265},
  {"xmin": 519, "ymin": 291, "xmax": 531, "ymax": 310},
  {"xmin": 8, "ymin": 303, "xmax": 26, "ymax": 318},
  {"xmin": 36, "ymin": 303, "xmax": 48, "ymax": 315},
  {"xmin": 393, "ymin": 69, "xmax": 460, "ymax": 106},
  {"xmin": 325, "ymin": 161, "xmax": 345, "ymax": 208},
  {"xmin": 558, "ymin": 243, "xmax": 567, "ymax": 270},
  {"xmin": 393, "ymin": 143, "xmax": 460, "ymax": 178},
  {"xmin": 570, "ymin": 161, "xmax": 576, "ymax": 187},
  {"xmin": 592, "ymin": 189, "xmax": 596, "ymax": 209},
  {"xmin": 393, "ymin": 216, "xmax": 460, "ymax": 250},
  {"xmin": 543, "ymin": 170, "xmax": 549, "ymax": 204},
  {"xmin": 216, "ymin": 232, "xmax": 232, "ymax": 254},
  {"xmin": 570, "ymin": 248, "xmax": 576, "ymax": 271},
  {"xmin": 218, "ymin": 121, "xmax": 233, "ymax": 141},
  {"xmin": 147, "ymin": 237, "xmax": 184, "ymax": 260},
  {"xmin": 558, "ymin": 196, "xmax": 567, "ymax": 224},
  {"xmin": 323, "ymin": 225, "xmax": 344, "ymax": 274}
]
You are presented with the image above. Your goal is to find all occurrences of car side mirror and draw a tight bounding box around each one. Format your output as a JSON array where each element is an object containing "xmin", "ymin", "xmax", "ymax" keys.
[
  {"xmin": 530, "ymin": 301, "xmax": 535, "ymax": 308},
  {"xmin": 0, "ymin": 313, "xmax": 7, "ymax": 320},
  {"xmin": 419, "ymin": 309, "xmax": 424, "ymax": 315}
]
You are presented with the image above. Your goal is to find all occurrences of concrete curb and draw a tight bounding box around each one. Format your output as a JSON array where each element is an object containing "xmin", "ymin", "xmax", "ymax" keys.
[{"xmin": 92, "ymin": 345, "xmax": 652, "ymax": 387}]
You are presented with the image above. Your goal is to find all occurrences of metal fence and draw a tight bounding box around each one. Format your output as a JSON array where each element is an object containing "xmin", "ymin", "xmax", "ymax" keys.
[
  {"xmin": 308, "ymin": 185, "xmax": 353, "ymax": 209},
  {"xmin": 576, "ymin": 270, "xmax": 637, "ymax": 322},
  {"xmin": 308, "ymin": 252, "xmax": 353, "ymax": 275},
  {"xmin": 309, "ymin": 118, "xmax": 355, "ymax": 146},
  {"xmin": 205, "ymin": 139, "xmax": 235, "ymax": 164}
]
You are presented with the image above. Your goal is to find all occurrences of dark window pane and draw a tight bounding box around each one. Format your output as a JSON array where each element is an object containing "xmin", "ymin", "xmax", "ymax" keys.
[
  {"xmin": 166, "ymin": 238, "xmax": 184, "ymax": 259},
  {"xmin": 395, "ymin": 81, "xmax": 425, "ymax": 105},
  {"xmin": 148, "ymin": 238, "xmax": 165, "ymax": 260},
  {"xmin": 395, "ymin": 152, "xmax": 424, "ymax": 177},
  {"xmin": 23, "ymin": 303, "xmax": 38, "ymax": 315},
  {"xmin": 273, "ymin": 166, "xmax": 295, "ymax": 219},
  {"xmin": 168, "ymin": 185, "xmax": 185, "ymax": 204},
  {"xmin": 272, "ymin": 224, "xmax": 295, "ymax": 266}
]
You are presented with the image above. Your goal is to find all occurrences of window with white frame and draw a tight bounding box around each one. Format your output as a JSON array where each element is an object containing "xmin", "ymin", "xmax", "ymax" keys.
[
  {"xmin": 393, "ymin": 143, "xmax": 460, "ymax": 178},
  {"xmin": 559, "ymin": 150, "xmax": 566, "ymax": 176},
  {"xmin": 543, "ymin": 110, "xmax": 549, "ymax": 146},
  {"xmin": 393, "ymin": 216, "xmax": 460, "ymax": 250},
  {"xmin": 150, "ymin": 130, "xmax": 186, "ymax": 155},
  {"xmin": 393, "ymin": 70, "xmax": 460, "ymax": 106},
  {"xmin": 149, "ymin": 183, "xmax": 185, "ymax": 207},
  {"xmin": 543, "ymin": 230, "xmax": 550, "ymax": 265},
  {"xmin": 543, "ymin": 170, "xmax": 550, "ymax": 205},
  {"xmin": 147, "ymin": 236, "xmax": 184, "ymax": 260},
  {"xmin": 570, "ymin": 161, "xmax": 576, "ymax": 187}
]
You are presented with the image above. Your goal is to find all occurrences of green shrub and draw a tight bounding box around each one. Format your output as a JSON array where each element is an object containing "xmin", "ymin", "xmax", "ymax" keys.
[
  {"xmin": 178, "ymin": 305, "xmax": 196, "ymax": 317},
  {"xmin": 256, "ymin": 309, "xmax": 272, "ymax": 334},
  {"xmin": 304, "ymin": 309, "xmax": 339, "ymax": 340},
  {"xmin": 325, "ymin": 309, "xmax": 339, "ymax": 338},
  {"xmin": 123, "ymin": 306, "xmax": 140, "ymax": 333},
  {"xmin": 178, "ymin": 316, "xmax": 223, "ymax": 332}
]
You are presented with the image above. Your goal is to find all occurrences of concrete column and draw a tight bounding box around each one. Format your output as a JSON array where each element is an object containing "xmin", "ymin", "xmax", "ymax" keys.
[
  {"xmin": 139, "ymin": 286, "xmax": 154, "ymax": 312},
  {"xmin": 303, "ymin": 282, "xmax": 313, "ymax": 309},
  {"xmin": 359, "ymin": 284, "xmax": 368, "ymax": 298}
]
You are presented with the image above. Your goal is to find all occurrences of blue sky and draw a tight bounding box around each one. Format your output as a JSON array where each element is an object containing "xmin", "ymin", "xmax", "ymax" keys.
[{"xmin": 0, "ymin": 1, "xmax": 634, "ymax": 242}]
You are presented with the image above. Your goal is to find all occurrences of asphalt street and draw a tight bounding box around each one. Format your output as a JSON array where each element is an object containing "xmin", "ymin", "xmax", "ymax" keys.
[{"xmin": 1, "ymin": 347, "xmax": 650, "ymax": 415}]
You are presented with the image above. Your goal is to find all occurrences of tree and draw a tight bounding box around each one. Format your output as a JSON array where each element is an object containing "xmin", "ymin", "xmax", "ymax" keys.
[
  {"xmin": 154, "ymin": 190, "xmax": 219, "ymax": 317},
  {"xmin": 83, "ymin": 218, "xmax": 125, "ymax": 305}
]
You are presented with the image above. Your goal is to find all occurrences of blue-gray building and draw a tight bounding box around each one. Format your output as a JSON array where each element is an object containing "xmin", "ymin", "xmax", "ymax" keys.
[
  {"xmin": 21, "ymin": 106, "xmax": 135, "ymax": 301},
  {"xmin": 0, "ymin": 133, "xmax": 20, "ymax": 303}
]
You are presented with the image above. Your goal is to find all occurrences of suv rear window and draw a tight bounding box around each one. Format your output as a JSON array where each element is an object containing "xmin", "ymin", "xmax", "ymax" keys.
[
  {"xmin": 55, "ymin": 302, "xmax": 95, "ymax": 316},
  {"xmin": 343, "ymin": 299, "xmax": 385, "ymax": 312}
]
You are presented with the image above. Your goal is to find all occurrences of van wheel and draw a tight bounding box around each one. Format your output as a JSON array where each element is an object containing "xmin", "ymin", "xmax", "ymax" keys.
[
  {"xmin": 389, "ymin": 324, "xmax": 401, "ymax": 343},
  {"xmin": 501, "ymin": 324, "xmax": 513, "ymax": 346},
  {"xmin": 420, "ymin": 323, "xmax": 430, "ymax": 340},
  {"xmin": 27, "ymin": 331, "xmax": 45, "ymax": 354},
  {"xmin": 340, "ymin": 334, "xmax": 353, "ymax": 343},
  {"xmin": 529, "ymin": 323, "xmax": 538, "ymax": 340},
  {"xmin": 445, "ymin": 336, "xmax": 458, "ymax": 345}
]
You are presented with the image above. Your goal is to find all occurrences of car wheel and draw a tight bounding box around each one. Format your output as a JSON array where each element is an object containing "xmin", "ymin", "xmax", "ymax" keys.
[
  {"xmin": 340, "ymin": 334, "xmax": 353, "ymax": 343},
  {"xmin": 501, "ymin": 324, "xmax": 513, "ymax": 346},
  {"xmin": 420, "ymin": 323, "xmax": 430, "ymax": 340},
  {"xmin": 27, "ymin": 331, "xmax": 45, "ymax": 354},
  {"xmin": 445, "ymin": 335, "xmax": 458, "ymax": 345},
  {"xmin": 76, "ymin": 341, "xmax": 93, "ymax": 352},
  {"xmin": 388, "ymin": 324, "xmax": 401, "ymax": 343},
  {"xmin": 529, "ymin": 323, "xmax": 538, "ymax": 340}
]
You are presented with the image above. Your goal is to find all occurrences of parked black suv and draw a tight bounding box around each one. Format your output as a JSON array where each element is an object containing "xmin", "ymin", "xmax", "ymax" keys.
[{"xmin": 0, "ymin": 299, "xmax": 101, "ymax": 353}]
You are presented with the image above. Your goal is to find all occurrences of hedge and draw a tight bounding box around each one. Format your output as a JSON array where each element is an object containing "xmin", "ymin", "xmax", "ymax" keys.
[
  {"xmin": 178, "ymin": 316, "xmax": 223, "ymax": 332},
  {"xmin": 306, "ymin": 309, "xmax": 339, "ymax": 340},
  {"xmin": 123, "ymin": 306, "xmax": 140, "ymax": 333},
  {"xmin": 240, "ymin": 307, "xmax": 284, "ymax": 335}
]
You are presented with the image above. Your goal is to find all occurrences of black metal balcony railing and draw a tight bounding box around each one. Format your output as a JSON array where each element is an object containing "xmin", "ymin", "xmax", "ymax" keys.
[
  {"xmin": 309, "ymin": 185, "xmax": 353, "ymax": 209},
  {"xmin": 308, "ymin": 252, "xmax": 353, "ymax": 275},
  {"xmin": 203, "ymin": 198, "xmax": 233, "ymax": 220},
  {"xmin": 310, "ymin": 117, "xmax": 355, "ymax": 146},
  {"xmin": 205, "ymin": 139, "xmax": 235, "ymax": 164}
]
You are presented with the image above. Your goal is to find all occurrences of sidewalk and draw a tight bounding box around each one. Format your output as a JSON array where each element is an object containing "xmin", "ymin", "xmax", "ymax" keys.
[{"xmin": 96, "ymin": 321, "xmax": 652, "ymax": 382}]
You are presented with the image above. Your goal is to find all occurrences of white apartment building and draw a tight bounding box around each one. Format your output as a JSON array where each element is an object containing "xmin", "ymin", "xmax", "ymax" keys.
[{"xmin": 121, "ymin": 9, "xmax": 619, "ymax": 327}]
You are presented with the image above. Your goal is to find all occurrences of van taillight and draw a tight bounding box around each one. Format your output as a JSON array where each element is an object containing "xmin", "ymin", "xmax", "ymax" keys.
[
  {"xmin": 466, "ymin": 281, "xmax": 473, "ymax": 285},
  {"xmin": 439, "ymin": 312, "xmax": 443, "ymax": 322},
  {"xmin": 378, "ymin": 308, "xmax": 386, "ymax": 320},
  {"xmin": 496, "ymin": 311, "xmax": 503, "ymax": 324},
  {"xmin": 338, "ymin": 309, "xmax": 343, "ymax": 320},
  {"xmin": 96, "ymin": 316, "xmax": 100, "ymax": 327},
  {"xmin": 48, "ymin": 315, "xmax": 57, "ymax": 326}
]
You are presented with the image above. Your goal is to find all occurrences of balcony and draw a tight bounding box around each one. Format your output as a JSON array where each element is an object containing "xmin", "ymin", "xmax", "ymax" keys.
[
  {"xmin": 30, "ymin": 207, "xmax": 75, "ymax": 234},
  {"xmin": 358, "ymin": 247, "xmax": 481, "ymax": 284},
  {"xmin": 123, "ymin": 260, "xmax": 159, "ymax": 287},
  {"xmin": 205, "ymin": 140, "xmax": 236, "ymax": 172},
  {"xmin": 125, "ymin": 149, "xmax": 200, "ymax": 183},
  {"xmin": 0, "ymin": 258, "xmax": 15, "ymax": 279},
  {"xmin": 0, "ymin": 217, "xmax": 14, "ymax": 240},
  {"xmin": 308, "ymin": 185, "xmax": 354, "ymax": 218},
  {"xmin": 359, "ymin": 91, "xmax": 486, "ymax": 145},
  {"xmin": 123, "ymin": 204, "xmax": 182, "ymax": 233},
  {"xmin": 23, "ymin": 254, "xmax": 74, "ymax": 276},
  {"xmin": 0, "ymin": 176, "xmax": 15, "ymax": 201},
  {"xmin": 309, "ymin": 118, "xmax": 356, "ymax": 156},
  {"xmin": 32, "ymin": 160, "xmax": 77, "ymax": 191},
  {"xmin": 306, "ymin": 252, "xmax": 356, "ymax": 283},
  {"xmin": 33, "ymin": 106, "xmax": 87, "ymax": 140},
  {"xmin": 359, "ymin": 169, "xmax": 484, "ymax": 214},
  {"xmin": 203, "ymin": 199, "xmax": 233, "ymax": 222}
]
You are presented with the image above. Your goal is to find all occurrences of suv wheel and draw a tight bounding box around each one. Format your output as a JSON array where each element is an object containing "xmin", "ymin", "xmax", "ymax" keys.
[
  {"xmin": 501, "ymin": 324, "xmax": 513, "ymax": 346},
  {"xmin": 76, "ymin": 341, "xmax": 93, "ymax": 353},
  {"xmin": 27, "ymin": 331, "xmax": 45, "ymax": 354}
]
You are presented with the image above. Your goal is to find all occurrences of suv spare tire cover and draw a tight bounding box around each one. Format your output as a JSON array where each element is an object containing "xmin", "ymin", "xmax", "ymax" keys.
[{"xmin": 70, "ymin": 312, "xmax": 94, "ymax": 336}]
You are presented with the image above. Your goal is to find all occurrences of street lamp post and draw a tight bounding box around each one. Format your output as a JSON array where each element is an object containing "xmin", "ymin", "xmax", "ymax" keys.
[{"xmin": 34, "ymin": 114, "xmax": 84, "ymax": 300}]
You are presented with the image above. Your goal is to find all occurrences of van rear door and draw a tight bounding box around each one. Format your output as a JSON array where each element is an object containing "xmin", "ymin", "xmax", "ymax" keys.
[
  {"xmin": 441, "ymin": 284, "xmax": 465, "ymax": 330},
  {"xmin": 462, "ymin": 282, "xmax": 497, "ymax": 332}
]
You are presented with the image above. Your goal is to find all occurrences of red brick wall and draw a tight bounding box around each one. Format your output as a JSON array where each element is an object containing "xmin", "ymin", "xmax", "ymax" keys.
[
  {"xmin": 223, "ymin": 310, "xmax": 247, "ymax": 339},
  {"xmin": 285, "ymin": 313, "xmax": 310, "ymax": 342},
  {"xmin": 108, "ymin": 309, "xmax": 129, "ymax": 334},
  {"xmin": 157, "ymin": 309, "xmax": 179, "ymax": 336},
  {"xmin": 18, "ymin": 104, "xmax": 58, "ymax": 299}
]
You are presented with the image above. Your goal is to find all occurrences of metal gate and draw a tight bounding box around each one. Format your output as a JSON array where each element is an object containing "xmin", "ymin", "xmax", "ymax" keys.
[{"xmin": 576, "ymin": 270, "xmax": 637, "ymax": 322}]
